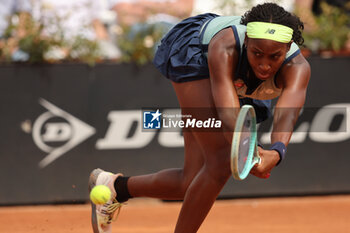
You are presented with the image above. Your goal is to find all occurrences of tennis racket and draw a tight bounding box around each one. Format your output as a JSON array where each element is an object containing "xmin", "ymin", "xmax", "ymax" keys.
[{"xmin": 231, "ymin": 105, "xmax": 261, "ymax": 180}]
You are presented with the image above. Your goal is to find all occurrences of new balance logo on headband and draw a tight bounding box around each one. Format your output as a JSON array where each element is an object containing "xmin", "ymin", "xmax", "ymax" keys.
[{"xmin": 265, "ymin": 29, "xmax": 276, "ymax": 34}]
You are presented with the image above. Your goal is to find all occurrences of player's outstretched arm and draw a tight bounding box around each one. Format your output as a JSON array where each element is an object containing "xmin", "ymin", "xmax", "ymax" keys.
[
  {"xmin": 251, "ymin": 53, "xmax": 311, "ymax": 179},
  {"xmin": 207, "ymin": 28, "xmax": 241, "ymax": 140},
  {"xmin": 272, "ymin": 53, "xmax": 311, "ymax": 147}
]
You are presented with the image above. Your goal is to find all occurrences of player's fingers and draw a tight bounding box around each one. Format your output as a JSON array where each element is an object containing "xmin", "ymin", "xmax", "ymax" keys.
[
  {"xmin": 249, "ymin": 168, "xmax": 258, "ymax": 176},
  {"xmin": 250, "ymin": 166, "xmax": 271, "ymax": 179},
  {"xmin": 249, "ymin": 171, "xmax": 261, "ymax": 178},
  {"xmin": 253, "ymin": 161, "xmax": 265, "ymax": 172},
  {"xmin": 253, "ymin": 172, "xmax": 270, "ymax": 179},
  {"xmin": 250, "ymin": 168, "xmax": 265, "ymax": 178}
]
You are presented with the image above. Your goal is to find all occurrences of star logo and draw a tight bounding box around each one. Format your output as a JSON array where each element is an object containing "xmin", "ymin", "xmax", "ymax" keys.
[{"xmin": 151, "ymin": 109, "xmax": 162, "ymax": 122}]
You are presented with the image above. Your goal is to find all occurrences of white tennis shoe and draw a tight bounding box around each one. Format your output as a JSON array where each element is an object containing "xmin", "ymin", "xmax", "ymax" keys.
[{"xmin": 89, "ymin": 168, "xmax": 124, "ymax": 233}]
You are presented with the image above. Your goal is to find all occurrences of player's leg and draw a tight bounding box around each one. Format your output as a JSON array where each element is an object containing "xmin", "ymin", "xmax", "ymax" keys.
[
  {"xmin": 89, "ymin": 125, "xmax": 206, "ymax": 233},
  {"xmin": 126, "ymin": 129, "xmax": 204, "ymax": 200},
  {"xmin": 171, "ymin": 79, "xmax": 232, "ymax": 233},
  {"xmin": 89, "ymin": 123, "xmax": 207, "ymax": 232},
  {"xmin": 90, "ymin": 78, "xmax": 231, "ymax": 233},
  {"xmin": 174, "ymin": 132, "xmax": 230, "ymax": 233}
]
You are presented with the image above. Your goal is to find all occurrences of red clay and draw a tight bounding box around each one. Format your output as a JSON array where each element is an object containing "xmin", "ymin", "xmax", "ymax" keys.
[{"xmin": 0, "ymin": 195, "xmax": 349, "ymax": 233}]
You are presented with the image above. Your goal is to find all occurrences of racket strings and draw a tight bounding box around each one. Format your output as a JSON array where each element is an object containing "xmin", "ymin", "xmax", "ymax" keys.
[{"xmin": 231, "ymin": 105, "xmax": 258, "ymax": 180}]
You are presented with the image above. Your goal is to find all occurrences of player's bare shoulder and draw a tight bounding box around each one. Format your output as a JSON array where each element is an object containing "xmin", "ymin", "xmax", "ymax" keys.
[
  {"xmin": 276, "ymin": 53, "xmax": 311, "ymax": 89},
  {"xmin": 208, "ymin": 27, "xmax": 237, "ymax": 57}
]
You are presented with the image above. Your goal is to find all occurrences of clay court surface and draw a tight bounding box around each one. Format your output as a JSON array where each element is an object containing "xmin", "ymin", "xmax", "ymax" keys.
[{"xmin": 1, "ymin": 195, "xmax": 349, "ymax": 233}]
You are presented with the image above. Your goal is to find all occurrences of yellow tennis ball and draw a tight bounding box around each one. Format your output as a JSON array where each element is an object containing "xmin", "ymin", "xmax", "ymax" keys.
[{"xmin": 90, "ymin": 185, "xmax": 111, "ymax": 204}]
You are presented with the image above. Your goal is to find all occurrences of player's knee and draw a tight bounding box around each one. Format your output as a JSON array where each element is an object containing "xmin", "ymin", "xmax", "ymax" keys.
[
  {"xmin": 178, "ymin": 170, "xmax": 198, "ymax": 197},
  {"xmin": 170, "ymin": 169, "xmax": 194, "ymax": 198},
  {"xmin": 208, "ymin": 165, "xmax": 231, "ymax": 184},
  {"xmin": 205, "ymin": 151, "xmax": 231, "ymax": 183}
]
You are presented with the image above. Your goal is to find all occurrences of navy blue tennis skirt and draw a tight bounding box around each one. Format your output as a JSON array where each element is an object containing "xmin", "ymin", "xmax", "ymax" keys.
[{"xmin": 153, "ymin": 13, "xmax": 218, "ymax": 83}]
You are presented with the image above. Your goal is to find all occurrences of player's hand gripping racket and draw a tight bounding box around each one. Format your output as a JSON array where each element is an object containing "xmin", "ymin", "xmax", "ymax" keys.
[{"xmin": 231, "ymin": 105, "xmax": 261, "ymax": 180}]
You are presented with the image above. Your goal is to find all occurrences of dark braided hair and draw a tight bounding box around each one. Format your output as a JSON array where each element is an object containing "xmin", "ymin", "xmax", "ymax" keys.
[{"xmin": 240, "ymin": 3, "xmax": 305, "ymax": 46}]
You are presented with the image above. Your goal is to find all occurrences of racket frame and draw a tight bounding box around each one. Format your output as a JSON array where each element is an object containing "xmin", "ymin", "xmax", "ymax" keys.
[{"xmin": 231, "ymin": 105, "xmax": 261, "ymax": 180}]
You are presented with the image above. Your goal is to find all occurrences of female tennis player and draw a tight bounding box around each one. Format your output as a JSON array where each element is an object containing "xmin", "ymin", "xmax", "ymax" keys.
[{"xmin": 89, "ymin": 3, "xmax": 311, "ymax": 233}]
